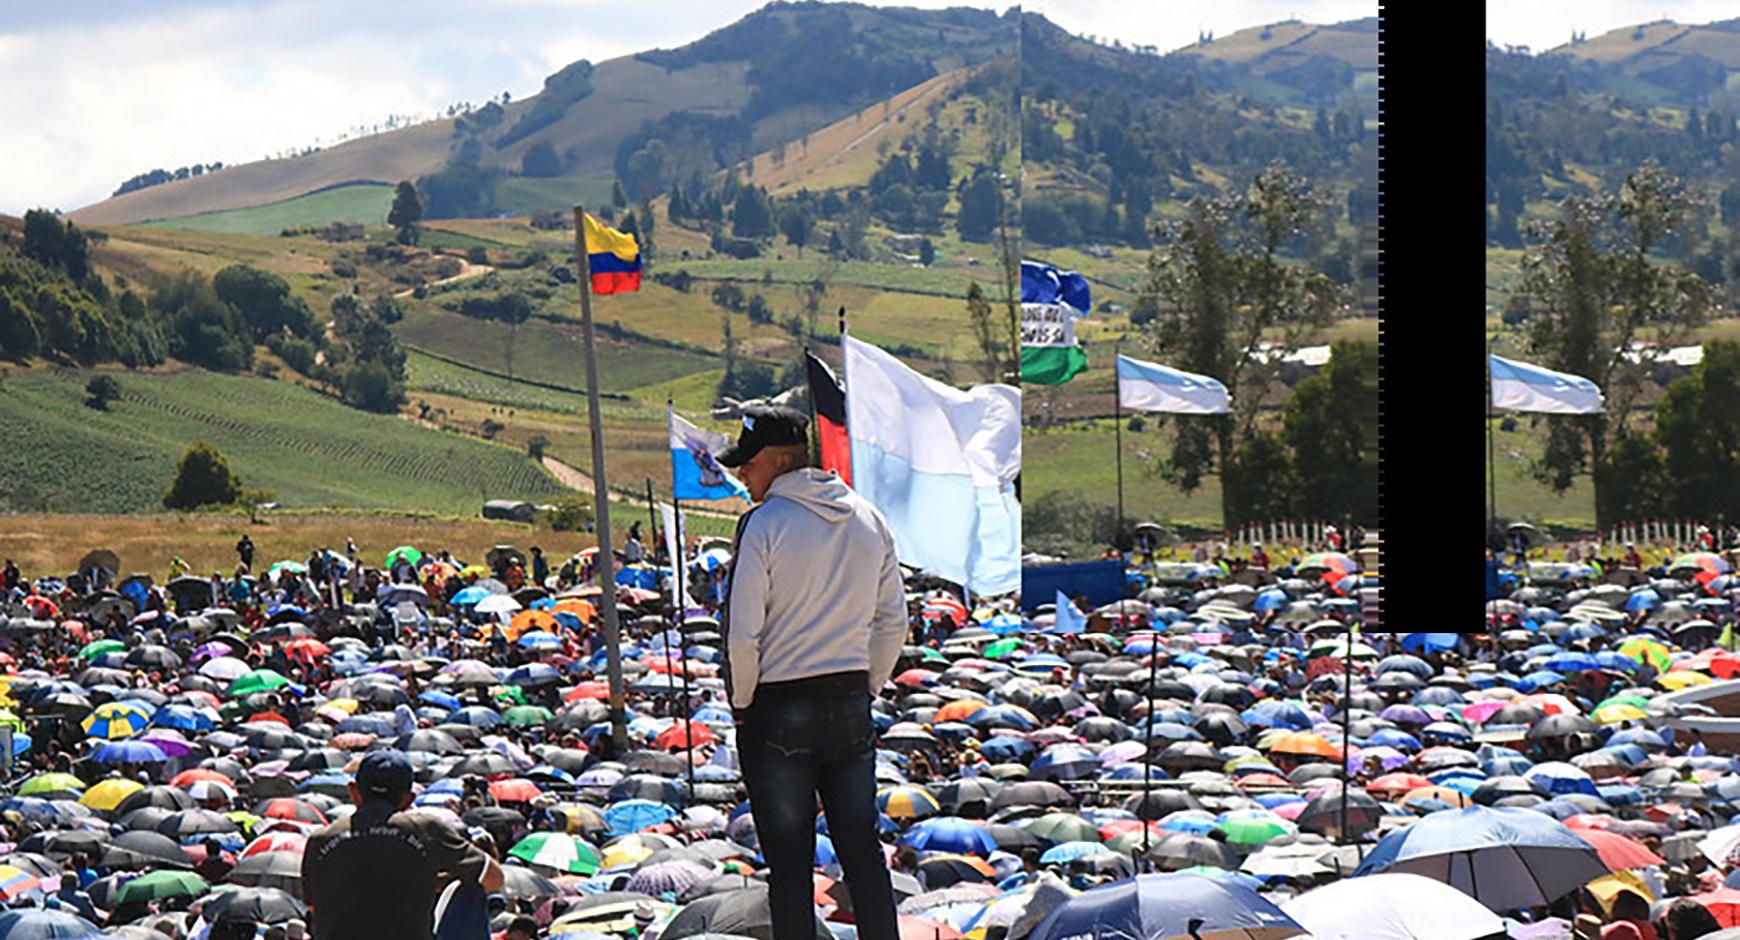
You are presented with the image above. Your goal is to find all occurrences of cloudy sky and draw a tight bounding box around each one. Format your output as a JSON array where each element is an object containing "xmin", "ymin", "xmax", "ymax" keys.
[
  {"xmin": 4, "ymin": 0, "xmax": 1376, "ymax": 216},
  {"xmin": 1487, "ymin": 0, "xmax": 1740, "ymax": 52}
]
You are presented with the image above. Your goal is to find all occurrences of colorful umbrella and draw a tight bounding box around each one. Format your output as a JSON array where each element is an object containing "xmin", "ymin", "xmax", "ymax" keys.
[
  {"xmin": 229, "ymin": 669, "xmax": 291, "ymax": 697},
  {"xmin": 82, "ymin": 702, "xmax": 150, "ymax": 740},
  {"xmin": 384, "ymin": 546, "xmax": 423, "ymax": 570},
  {"xmin": 115, "ymin": 869, "xmax": 210, "ymax": 903},
  {"xmin": 509, "ymin": 832, "xmax": 602, "ymax": 875}
]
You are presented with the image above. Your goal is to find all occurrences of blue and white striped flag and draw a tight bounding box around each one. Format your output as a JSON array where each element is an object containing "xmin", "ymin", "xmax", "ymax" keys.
[
  {"xmin": 1117, "ymin": 353, "xmax": 1230, "ymax": 414},
  {"xmin": 1489, "ymin": 355, "xmax": 1604, "ymax": 414}
]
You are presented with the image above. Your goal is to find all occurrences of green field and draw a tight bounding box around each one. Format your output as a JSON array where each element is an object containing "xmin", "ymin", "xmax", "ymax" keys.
[
  {"xmin": 1486, "ymin": 417, "xmax": 1597, "ymax": 528},
  {"xmin": 492, "ymin": 176, "xmax": 616, "ymax": 216},
  {"xmin": 142, "ymin": 184, "xmax": 394, "ymax": 236},
  {"xmin": 394, "ymin": 307, "xmax": 721, "ymax": 396},
  {"xmin": 1024, "ymin": 420, "xmax": 1227, "ymax": 531},
  {"xmin": 0, "ymin": 368, "xmax": 567, "ymax": 515},
  {"xmin": 665, "ymin": 258, "xmax": 1000, "ymax": 299}
]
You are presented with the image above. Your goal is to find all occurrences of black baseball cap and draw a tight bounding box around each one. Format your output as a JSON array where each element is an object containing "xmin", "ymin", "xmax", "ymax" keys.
[
  {"xmin": 355, "ymin": 750, "xmax": 414, "ymax": 802},
  {"xmin": 716, "ymin": 405, "xmax": 809, "ymax": 467}
]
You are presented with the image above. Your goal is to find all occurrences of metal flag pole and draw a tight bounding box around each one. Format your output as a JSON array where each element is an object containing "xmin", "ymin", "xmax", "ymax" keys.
[
  {"xmin": 645, "ymin": 478, "xmax": 660, "ymax": 562},
  {"xmin": 675, "ymin": 500, "xmax": 696, "ymax": 796},
  {"xmin": 574, "ymin": 205, "xmax": 627, "ymax": 753},
  {"xmin": 1487, "ymin": 340, "xmax": 1497, "ymax": 527},
  {"xmin": 1114, "ymin": 344, "xmax": 1125, "ymax": 551},
  {"xmin": 1341, "ymin": 621, "xmax": 1354, "ymax": 846},
  {"xmin": 1141, "ymin": 620, "xmax": 1157, "ymax": 865}
]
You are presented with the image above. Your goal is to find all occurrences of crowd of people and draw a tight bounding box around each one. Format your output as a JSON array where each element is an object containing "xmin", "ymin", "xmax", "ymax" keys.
[{"xmin": 0, "ymin": 524, "xmax": 1735, "ymax": 940}]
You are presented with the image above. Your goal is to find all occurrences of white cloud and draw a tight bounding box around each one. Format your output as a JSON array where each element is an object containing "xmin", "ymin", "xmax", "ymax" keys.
[
  {"xmin": 1487, "ymin": 0, "xmax": 1740, "ymax": 52},
  {"xmin": 1024, "ymin": 0, "xmax": 1379, "ymax": 57}
]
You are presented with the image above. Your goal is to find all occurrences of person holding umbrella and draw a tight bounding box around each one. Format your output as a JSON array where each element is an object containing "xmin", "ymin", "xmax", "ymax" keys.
[{"xmin": 715, "ymin": 404, "xmax": 907, "ymax": 940}]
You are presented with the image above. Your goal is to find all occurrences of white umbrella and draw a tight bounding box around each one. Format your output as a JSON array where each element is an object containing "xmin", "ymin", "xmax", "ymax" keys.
[
  {"xmin": 199, "ymin": 656, "xmax": 250, "ymax": 681},
  {"xmin": 475, "ymin": 595, "xmax": 522, "ymax": 615},
  {"xmin": 1282, "ymin": 872, "xmax": 1506, "ymax": 940}
]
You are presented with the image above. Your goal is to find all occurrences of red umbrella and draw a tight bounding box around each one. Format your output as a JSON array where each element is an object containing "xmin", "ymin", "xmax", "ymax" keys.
[
  {"xmin": 330, "ymin": 733, "xmax": 376, "ymax": 750},
  {"xmin": 257, "ymin": 798, "xmax": 328, "ymax": 825},
  {"xmin": 172, "ymin": 768, "xmax": 235, "ymax": 788},
  {"xmin": 283, "ymin": 638, "xmax": 330, "ymax": 662},
  {"xmin": 564, "ymin": 682, "xmax": 611, "ymax": 703},
  {"xmin": 1695, "ymin": 889, "xmax": 1740, "ymax": 928},
  {"xmin": 895, "ymin": 669, "xmax": 938, "ymax": 689},
  {"xmin": 655, "ymin": 723, "xmax": 715, "ymax": 751},
  {"xmin": 1577, "ymin": 829, "xmax": 1664, "ymax": 871},
  {"xmin": 241, "ymin": 831, "xmax": 308, "ymax": 858},
  {"xmin": 1368, "ymin": 773, "xmax": 1433, "ymax": 797},
  {"xmin": 489, "ymin": 778, "xmax": 542, "ymax": 803},
  {"xmin": 1563, "ymin": 815, "xmax": 1616, "ymax": 832},
  {"xmin": 244, "ymin": 711, "xmax": 290, "ymax": 726}
]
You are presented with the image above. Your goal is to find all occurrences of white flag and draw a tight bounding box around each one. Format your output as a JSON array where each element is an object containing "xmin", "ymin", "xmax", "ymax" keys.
[
  {"xmin": 1117, "ymin": 353, "xmax": 1231, "ymax": 414},
  {"xmin": 1489, "ymin": 355, "xmax": 1604, "ymax": 414}
]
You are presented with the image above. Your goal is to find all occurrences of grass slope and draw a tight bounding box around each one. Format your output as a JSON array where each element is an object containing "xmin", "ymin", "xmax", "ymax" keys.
[
  {"xmin": 0, "ymin": 369, "xmax": 566, "ymax": 515},
  {"xmin": 140, "ymin": 184, "xmax": 394, "ymax": 236}
]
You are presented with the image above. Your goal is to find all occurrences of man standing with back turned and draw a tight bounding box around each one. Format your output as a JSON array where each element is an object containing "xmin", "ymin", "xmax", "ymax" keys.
[{"xmin": 717, "ymin": 404, "xmax": 906, "ymax": 940}]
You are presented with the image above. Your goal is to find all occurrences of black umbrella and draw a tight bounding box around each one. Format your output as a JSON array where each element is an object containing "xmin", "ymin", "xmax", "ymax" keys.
[
  {"xmin": 398, "ymin": 730, "xmax": 464, "ymax": 755},
  {"xmin": 203, "ymin": 886, "xmax": 309, "ymax": 925},
  {"xmin": 156, "ymin": 809, "xmax": 240, "ymax": 839},
  {"xmin": 1157, "ymin": 741, "xmax": 1223, "ymax": 773},
  {"xmin": 451, "ymin": 752, "xmax": 520, "ymax": 777},
  {"xmin": 1194, "ymin": 712, "xmax": 1248, "ymax": 745},
  {"xmin": 1124, "ymin": 789, "xmax": 1203, "ymax": 821},
  {"xmin": 624, "ymin": 751, "xmax": 687, "ymax": 776},
  {"xmin": 1295, "ymin": 788, "xmax": 1384, "ymax": 839},
  {"xmin": 20, "ymin": 829, "xmax": 110, "ymax": 858},
  {"xmin": 541, "ymin": 748, "xmax": 591, "ymax": 774},
  {"xmin": 1472, "ymin": 776, "xmax": 1542, "ymax": 805},
  {"xmin": 677, "ymin": 872, "xmax": 759, "ymax": 903},
  {"xmin": 1527, "ymin": 713, "xmax": 1597, "ymax": 740},
  {"xmin": 227, "ymin": 852, "xmax": 303, "ymax": 892},
  {"xmin": 985, "ymin": 823, "xmax": 1044, "ymax": 852},
  {"xmin": 0, "ymin": 853, "xmax": 64, "ymax": 878},
  {"xmin": 935, "ymin": 778, "xmax": 1002, "ymax": 815},
  {"xmin": 1074, "ymin": 717, "xmax": 1131, "ymax": 743},
  {"xmin": 117, "ymin": 807, "xmax": 178, "ymax": 833},
  {"xmin": 1149, "ymin": 833, "xmax": 1240, "ymax": 871},
  {"xmin": 287, "ymin": 748, "xmax": 351, "ymax": 772},
  {"xmin": 989, "ymin": 780, "xmax": 1074, "ymax": 810},
  {"xmin": 662, "ymin": 884, "xmax": 832, "ymax": 940},
  {"xmin": 609, "ymin": 774, "xmax": 688, "ymax": 805},
  {"xmin": 125, "ymin": 645, "xmax": 183, "ymax": 670},
  {"xmin": 103, "ymin": 831, "xmax": 192, "ymax": 869},
  {"xmin": 500, "ymin": 865, "xmax": 561, "ymax": 900}
]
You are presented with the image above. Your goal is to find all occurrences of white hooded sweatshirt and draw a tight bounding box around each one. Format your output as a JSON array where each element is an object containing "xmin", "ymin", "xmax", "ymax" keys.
[{"xmin": 724, "ymin": 468, "xmax": 908, "ymax": 709}]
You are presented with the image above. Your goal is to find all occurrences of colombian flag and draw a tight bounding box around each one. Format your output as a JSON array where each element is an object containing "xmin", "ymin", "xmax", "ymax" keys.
[{"xmin": 583, "ymin": 212, "xmax": 642, "ymax": 295}]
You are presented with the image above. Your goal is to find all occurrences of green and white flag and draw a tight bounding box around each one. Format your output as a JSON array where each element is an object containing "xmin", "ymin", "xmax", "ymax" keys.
[{"xmin": 1021, "ymin": 260, "xmax": 1090, "ymax": 385}]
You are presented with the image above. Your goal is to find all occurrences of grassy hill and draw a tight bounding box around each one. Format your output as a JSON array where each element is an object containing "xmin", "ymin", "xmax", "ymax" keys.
[
  {"xmin": 0, "ymin": 367, "xmax": 566, "ymax": 515},
  {"xmin": 68, "ymin": 3, "xmax": 1016, "ymax": 228},
  {"xmin": 139, "ymin": 183, "xmax": 395, "ymax": 237}
]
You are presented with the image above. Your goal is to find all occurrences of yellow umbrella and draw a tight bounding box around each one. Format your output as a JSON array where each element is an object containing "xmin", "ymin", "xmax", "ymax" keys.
[
  {"xmin": 599, "ymin": 840, "xmax": 656, "ymax": 869},
  {"xmin": 1586, "ymin": 871, "xmax": 1653, "ymax": 915},
  {"xmin": 1592, "ymin": 703, "xmax": 1650, "ymax": 724},
  {"xmin": 1618, "ymin": 638, "xmax": 1672, "ymax": 672},
  {"xmin": 1658, "ymin": 671, "xmax": 1714, "ymax": 691},
  {"xmin": 80, "ymin": 778, "xmax": 144, "ymax": 812}
]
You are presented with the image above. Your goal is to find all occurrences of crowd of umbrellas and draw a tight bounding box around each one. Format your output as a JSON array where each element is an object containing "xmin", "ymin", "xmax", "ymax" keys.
[{"xmin": 2, "ymin": 544, "xmax": 1740, "ymax": 938}]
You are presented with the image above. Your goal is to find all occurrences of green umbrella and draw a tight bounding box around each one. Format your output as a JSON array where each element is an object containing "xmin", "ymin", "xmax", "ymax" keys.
[
  {"xmin": 385, "ymin": 545, "xmax": 423, "ymax": 570},
  {"xmin": 19, "ymin": 772, "xmax": 85, "ymax": 796},
  {"xmin": 0, "ymin": 710, "xmax": 24, "ymax": 733},
  {"xmin": 116, "ymin": 869, "xmax": 210, "ymax": 904},
  {"xmin": 229, "ymin": 669, "xmax": 291, "ymax": 697},
  {"xmin": 492, "ymin": 686, "xmax": 527, "ymax": 706},
  {"xmin": 918, "ymin": 648, "xmax": 950, "ymax": 666},
  {"xmin": 78, "ymin": 639, "xmax": 126, "ymax": 661},
  {"xmin": 509, "ymin": 832, "xmax": 601, "ymax": 875},
  {"xmin": 1214, "ymin": 810, "xmax": 1296, "ymax": 847},
  {"xmin": 502, "ymin": 706, "xmax": 552, "ymax": 728},
  {"xmin": 266, "ymin": 560, "xmax": 307, "ymax": 577},
  {"xmin": 984, "ymin": 639, "xmax": 1022, "ymax": 660}
]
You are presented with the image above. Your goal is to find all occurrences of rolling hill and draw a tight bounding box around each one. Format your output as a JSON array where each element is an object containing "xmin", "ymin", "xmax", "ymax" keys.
[{"xmin": 68, "ymin": 2, "xmax": 1016, "ymax": 227}]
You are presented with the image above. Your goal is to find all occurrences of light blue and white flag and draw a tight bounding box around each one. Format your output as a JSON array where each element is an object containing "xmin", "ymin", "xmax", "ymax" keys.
[
  {"xmin": 1117, "ymin": 353, "xmax": 1230, "ymax": 414},
  {"xmin": 669, "ymin": 406, "xmax": 750, "ymax": 500},
  {"xmin": 844, "ymin": 335, "xmax": 1021, "ymax": 596},
  {"xmin": 1050, "ymin": 590, "xmax": 1087, "ymax": 634},
  {"xmin": 1489, "ymin": 355, "xmax": 1604, "ymax": 414}
]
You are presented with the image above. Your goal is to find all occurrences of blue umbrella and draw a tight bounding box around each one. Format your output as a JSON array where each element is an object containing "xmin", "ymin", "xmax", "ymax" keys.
[
  {"xmin": 1541, "ymin": 652, "xmax": 1598, "ymax": 673},
  {"xmin": 1524, "ymin": 762, "xmax": 1599, "ymax": 797},
  {"xmin": 1040, "ymin": 841, "xmax": 1105, "ymax": 865},
  {"xmin": 1026, "ymin": 872, "xmax": 1305, "ymax": 940},
  {"xmin": 1606, "ymin": 728, "xmax": 1666, "ymax": 750},
  {"xmin": 450, "ymin": 585, "xmax": 492, "ymax": 606},
  {"xmin": 419, "ymin": 690, "xmax": 462, "ymax": 710},
  {"xmin": 91, "ymin": 740, "xmax": 167, "ymax": 764},
  {"xmin": 1593, "ymin": 651, "xmax": 1640, "ymax": 673},
  {"xmin": 1625, "ymin": 589, "xmax": 1660, "ymax": 613},
  {"xmin": 1368, "ymin": 729, "xmax": 1422, "ymax": 751},
  {"xmin": 604, "ymin": 800, "xmax": 676, "ymax": 835},
  {"xmin": 902, "ymin": 817, "xmax": 999, "ymax": 855},
  {"xmin": 518, "ymin": 631, "xmax": 562, "ymax": 651},
  {"xmin": 9, "ymin": 733, "xmax": 29, "ymax": 758},
  {"xmin": 1242, "ymin": 702, "xmax": 1313, "ymax": 731},
  {"xmin": 151, "ymin": 705, "xmax": 216, "ymax": 732},
  {"xmin": 981, "ymin": 736, "xmax": 1035, "ymax": 760},
  {"xmin": 1515, "ymin": 671, "xmax": 1566, "ymax": 692},
  {"xmin": 1354, "ymin": 806, "xmax": 1606, "ymax": 911},
  {"xmin": 1031, "ymin": 744, "xmax": 1102, "ymax": 781},
  {"xmin": 1377, "ymin": 655, "xmax": 1434, "ymax": 678},
  {"xmin": 0, "ymin": 909, "xmax": 103, "ymax": 940},
  {"xmin": 1413, "ymin": 687, "xmax": 1466, "ymax": 706},
  {"xmin": 1252, "ymin": 590, "xmax": 1288, "ymax": 612},
  {"xmin": 1392, "ymin": 630, "xmax": 1461, "ymax": 654}
]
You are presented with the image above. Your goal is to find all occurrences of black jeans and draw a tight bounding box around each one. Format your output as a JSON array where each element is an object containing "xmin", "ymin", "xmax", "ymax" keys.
[{"xmin": 737, "ymin": 680, "xmax": 897, "ymax": 940}]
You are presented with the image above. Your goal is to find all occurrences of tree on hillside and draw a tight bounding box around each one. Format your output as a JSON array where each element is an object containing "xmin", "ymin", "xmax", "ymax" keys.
[
  {"xmin": 213, "ymin": 265, "xmax": 312, "ymax": 342},
  {"xmin": 1653, "ymin": 340, "xmax": 1740, "ymax": 520},
  {"xmin": 163, "ymin": 441, "xmax": 242, "ymax": 510},
  {"xmin": 956, "ymin": 171, "xmax": 999, "ymax": 242},
  {"xmin": 1283, "ymin": 341, "xmax": 1371, "ymax": 524},
  {"xmin": 388, "ymin": 181, "xmax": 423, "ymax": 245},
  {"xmin": 1137, "ymin": 160, "xmax": 1340, "ymax": 500},
  {"xmin": 733, "ymin": 186, "xmax": 773, "ymax": 239},
  {"xmin": 84, "ymin": 375, "xmax": 120, "ymax": 411},
  {"xmin": 779, "ymin": 205, "xmax": 812, "ymax": 258},
  {"xmin": 1516, "ymin": 159, "xmax": 1712, "ymax": 517},
  {"xmin": 22, "ymin": 209, "xmax": 92, "ymax": 283},
  {"xmin": 521, "ymin": 141, "xmax": 562, "ymax": 178},
  {"xmin": 964, "ymin": 281, "xmax": 1002, "ymax": 384}
]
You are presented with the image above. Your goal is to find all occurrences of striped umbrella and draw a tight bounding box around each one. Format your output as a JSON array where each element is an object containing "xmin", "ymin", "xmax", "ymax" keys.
[
  {"xmin": 878, "ymin": 785, "xmax": 942, "ymax": 820},
  {"xmin": 507, "ymin": 832, "xmax": 601, "ymax": 875},
  {"xmin": 0, "ymin": 865, "xmax": 39, "ymax": 901},
  {"xmin": 82, "ymin": 702, "xmax": 150, "ymax": 740}
]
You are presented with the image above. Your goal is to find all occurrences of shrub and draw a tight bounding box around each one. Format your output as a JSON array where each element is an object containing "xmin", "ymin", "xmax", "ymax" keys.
[
  {"xmin": 164, "ymin": 442, "xmax": 242, "ymax": 510},
  {"xmin": 84, "ymin": 375, "xmax": 120, "ymax": 410},
  {"xmin": 547, "ymin": 497, "xmax": 594, "ymax": 532}
]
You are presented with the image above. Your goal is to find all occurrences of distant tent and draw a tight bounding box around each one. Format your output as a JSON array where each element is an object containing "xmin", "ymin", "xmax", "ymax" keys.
[{"xmin": 483, "ymin": 500, "xmax": 534, "ymax": 523}]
